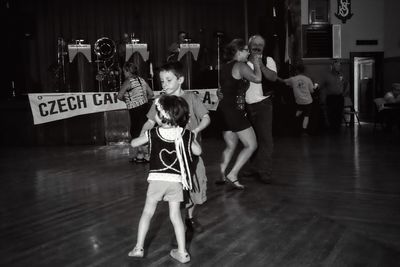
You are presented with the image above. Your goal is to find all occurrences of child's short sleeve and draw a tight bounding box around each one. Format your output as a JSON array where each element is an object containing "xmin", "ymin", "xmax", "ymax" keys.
[
  {"xmin": 189, "ymin": 93, "xmax": 209, "ymax": 119},
  {"xmin": 307, "ymin": 77, "xmax": 315, "ymax": 93}
]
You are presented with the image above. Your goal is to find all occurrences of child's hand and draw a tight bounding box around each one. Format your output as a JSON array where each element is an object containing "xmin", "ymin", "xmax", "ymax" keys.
[
  {"xmin": 117, "ymin": 95, "xmax": 124, "ymax": 101},
  {"xmin": 131, "ymin": 134, "xmax": 149, "ymax": 148},
  {"xmin": 191, "ymin": 139, "xmax": 202, "ymax": 156},
  {"xmin": 192, "ymin": 128, "xmax": 199, "ymax": 139}
]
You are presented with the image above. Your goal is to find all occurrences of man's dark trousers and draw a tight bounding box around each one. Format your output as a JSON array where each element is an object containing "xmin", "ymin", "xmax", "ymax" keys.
[{"xmin": 246, "ymin": 97, "xmax": 273, "ymax": 180}]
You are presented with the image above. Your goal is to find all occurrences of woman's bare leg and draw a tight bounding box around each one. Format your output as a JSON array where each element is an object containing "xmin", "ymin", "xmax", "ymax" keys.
[
  {"xmin": 220, "ymin": 131, "xmax": 238, "ymax": 176},
  {"xmin": 226, "ymin": 127, "xmax": 257, "ymax": 182}
]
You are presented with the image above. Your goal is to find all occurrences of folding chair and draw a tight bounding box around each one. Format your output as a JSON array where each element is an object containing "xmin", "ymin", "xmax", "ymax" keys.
[
  {"xmin": 373, "ymin": 98, "xmax": 386, "ymax": 130},
  {"xmin": 343, "ymin": 97, "xmax": 361, "ymax": 127}
]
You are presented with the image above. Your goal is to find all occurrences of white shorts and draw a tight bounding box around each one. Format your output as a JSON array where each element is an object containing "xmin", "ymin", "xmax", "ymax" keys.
[{"xmin": 147, "ymin": 180, "xmax": 183, "ymax": 202}]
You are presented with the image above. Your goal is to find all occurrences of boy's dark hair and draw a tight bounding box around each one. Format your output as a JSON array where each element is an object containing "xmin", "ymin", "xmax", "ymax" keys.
[
  {"xmin": 159, "ymin": 61, "xmax": 184, "ymax": 78},
  {"xmin": 156, "ymin": 95, "xmax": 190, "ymax": 127}
]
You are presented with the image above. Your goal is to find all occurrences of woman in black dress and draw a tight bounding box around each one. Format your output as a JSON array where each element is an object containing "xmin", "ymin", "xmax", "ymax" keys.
[{"xmin": 217, "ymin": 39, "xmax": 262, "ymax": 189}]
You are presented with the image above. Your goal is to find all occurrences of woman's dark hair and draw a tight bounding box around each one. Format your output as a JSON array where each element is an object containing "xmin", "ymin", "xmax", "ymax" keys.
[
  {"xmin": 156, "ymin": 95, "xmax": 190, "ymax": 127},
  {"xmin": 223, "ymin": 38, "xmax": 246, "ymax": 61},
  {"xmin": 123, "ymin": 62, "xmax": 139, "ymax": 75}
]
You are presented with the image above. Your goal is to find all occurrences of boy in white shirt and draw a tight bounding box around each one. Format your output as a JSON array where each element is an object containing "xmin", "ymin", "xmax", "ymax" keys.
[{"xmin": 283, "ymin": 63, "xmax": 315, "ymax": 134}]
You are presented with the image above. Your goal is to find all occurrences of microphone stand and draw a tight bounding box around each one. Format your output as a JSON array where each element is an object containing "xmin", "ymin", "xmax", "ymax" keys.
[
  {"xmin": 57, "ymin": 37, "xmax": 67, "ymax": 91},
  {"xmin": 96, "ymin": 53, "xmax": 103, "ymax": 92},
  {"xmin": 216, "ymin": 34, "xmax": 223, "ymax": 89},
  {"xmin": 184, "ymin": 38, "xmax": 192, "ymax": 90},
  {"xmin": 61, "ymin": 40, "xmax": 66, "ymax": 87}
]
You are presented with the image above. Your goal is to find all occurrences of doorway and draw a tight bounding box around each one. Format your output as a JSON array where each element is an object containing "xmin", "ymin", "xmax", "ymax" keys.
[{"xmin": 350, "ymin": 52, "xmax": 383, "ymax": 122}]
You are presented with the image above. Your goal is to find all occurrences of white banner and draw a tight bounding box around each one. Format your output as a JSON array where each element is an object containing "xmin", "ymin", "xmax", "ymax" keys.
[
  {"xmin": 28, "ymin": 89, "xmax": 219, "ymax": 125},
  {"xmin": 28, "ymin": 92, "xmax": 126, "ymax": 125},
  {"xmin": 154, "ymin": 89, "xmax": 219, "ymax": 111}
]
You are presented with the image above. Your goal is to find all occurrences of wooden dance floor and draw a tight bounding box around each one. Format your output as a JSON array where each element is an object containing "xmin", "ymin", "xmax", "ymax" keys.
[{"xmin": 1, "ymin": 125, "xmax": 400, "ymax": 266}]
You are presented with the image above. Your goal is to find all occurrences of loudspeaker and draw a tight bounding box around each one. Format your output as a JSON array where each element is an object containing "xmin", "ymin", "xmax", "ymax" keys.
[
  {"xmin": 332, "ymin": 24, "xmax": 341, "ymax": 59},
  {"xmin": 302, "ymin": 24, "xmax": 332, "ymax": 58}
]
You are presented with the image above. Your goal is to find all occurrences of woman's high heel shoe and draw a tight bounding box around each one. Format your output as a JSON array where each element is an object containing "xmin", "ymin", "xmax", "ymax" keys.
[
  {"xmin": 225, "ymin": 176, "xmax": 245, "ymax": 190},
  {"xmin": 215, "ymin": 175, "xmax": 227, "ymax": 185}
]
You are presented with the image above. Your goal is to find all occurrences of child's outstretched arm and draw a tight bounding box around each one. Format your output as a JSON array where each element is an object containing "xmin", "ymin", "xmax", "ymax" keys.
[
  {"xmin": 117, "ymin": 80, "xmax": 130, "ymax": 101},
  {"xmin": 131, "ymin": 133, "xmax": 149, "ymax": 148},
  {"xmin": 140, "ymin": 119, "xmax": 156, "ymax": 136},
  {"xmin": 191, "ymin": 139, "xmax": 202, "ymax": 156},
  {"xmin": 281, "ymin": 77, "xmax": 291, "ymax": 86}
]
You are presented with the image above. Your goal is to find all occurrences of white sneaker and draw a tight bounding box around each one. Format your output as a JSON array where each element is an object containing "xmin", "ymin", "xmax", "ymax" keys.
[
  {"xmin": 128, "ymin": 247, "xmax": 144, "ymax": 258},
  {"xmin": 170, "ymin": 249, "xmax": 190, "ymax": 263}
]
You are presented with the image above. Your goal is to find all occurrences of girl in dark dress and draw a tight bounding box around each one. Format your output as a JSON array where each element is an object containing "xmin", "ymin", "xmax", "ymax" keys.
[{"xmin": 217, "ymin": 39, "xmax": 262, "ymax": 189}]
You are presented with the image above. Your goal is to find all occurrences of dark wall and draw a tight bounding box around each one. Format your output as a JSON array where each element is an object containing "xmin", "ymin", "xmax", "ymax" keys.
[
  {"xmin": 3, "ymin": 0, "xmax": 249, "ymax": 96},
  {"xmin": 383, "ymin": 57, "xmax": 400, "ymax": 93},
  {"xmin": 1, "ymin": 0, "xmax": 303, "ymax": 145},
  {"xmin": 2, "ymin": 1, "xmax": 36, "ymax": 98}
]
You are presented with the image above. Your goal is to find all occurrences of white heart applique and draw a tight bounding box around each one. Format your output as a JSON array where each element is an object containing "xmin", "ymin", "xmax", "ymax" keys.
[{"xmin": 158, "ymin": 148, "xmax": 180, "ymax": 172}]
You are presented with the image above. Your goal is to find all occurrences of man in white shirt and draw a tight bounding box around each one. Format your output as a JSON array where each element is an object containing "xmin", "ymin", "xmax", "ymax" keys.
[{"xmin": 243, "ymin": 35, "xmax": 277, "ymax": 183}]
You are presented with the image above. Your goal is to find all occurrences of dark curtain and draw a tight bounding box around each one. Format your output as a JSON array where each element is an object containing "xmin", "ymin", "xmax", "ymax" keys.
[{"xmin": 6, "ymin": 0, "xmax": 246, "ymax": 94}]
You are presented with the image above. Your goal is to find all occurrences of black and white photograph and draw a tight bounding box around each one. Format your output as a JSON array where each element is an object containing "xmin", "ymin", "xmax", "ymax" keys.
[{"xmin": 1, "ymin": 0, "xmax": 400, "ymax": 266}]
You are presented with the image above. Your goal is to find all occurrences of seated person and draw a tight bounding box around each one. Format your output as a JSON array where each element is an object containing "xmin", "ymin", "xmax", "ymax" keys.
[
  {"xmin": 384, "ymin": 83, "xmax": 400, "ymax": 104},
  {"xmin": 381, "ymin": 83, "xmax": 400, "ymax": 131}
]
